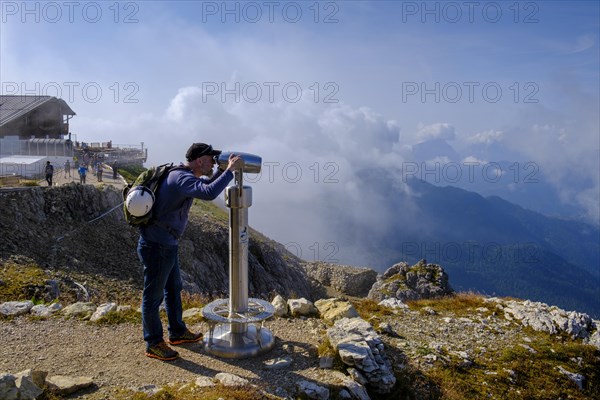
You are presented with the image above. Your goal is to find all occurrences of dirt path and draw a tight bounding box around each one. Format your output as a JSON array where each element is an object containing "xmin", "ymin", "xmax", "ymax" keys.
[{"xmin": 0, "ymin": 315, "xmax": 335, "ymax": 398}]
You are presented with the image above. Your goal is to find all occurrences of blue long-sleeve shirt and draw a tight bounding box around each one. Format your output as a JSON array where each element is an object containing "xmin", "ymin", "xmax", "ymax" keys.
[{"xmin": 140, "ymin": 167, "xmax": 233, "ymax": 245}]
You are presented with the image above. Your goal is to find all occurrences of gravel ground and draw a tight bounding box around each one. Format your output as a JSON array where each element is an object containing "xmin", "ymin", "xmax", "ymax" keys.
[{"xmin": 0, "ymin": 316, "xmax": 338, "ymax": 399}]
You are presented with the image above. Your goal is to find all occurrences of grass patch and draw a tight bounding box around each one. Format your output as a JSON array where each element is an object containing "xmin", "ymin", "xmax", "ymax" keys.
[
  {"xmin": 92, "ymin": 308, "xmax": 141, "ymax": 325},
  {"xmin": 351, "ymin": 298, "xmax": 394, "ymax": 320},
  {"xmin": 189, "ymin": 199, "xmax": 228, "ymax": 224},
  {"xmin": 407, "ymin": 292, "xmax": 488, "ymax": 316},
  {"xmin": 422, "ymin": 329, "xmax": 600, "ymax": 400},
  {"xmin": 112, "ymin": 383, "xmax": 272, "ymax": 400},
  {"xmin": 0, "ymin": 261, "xmax": 49, "ymax": 302}
]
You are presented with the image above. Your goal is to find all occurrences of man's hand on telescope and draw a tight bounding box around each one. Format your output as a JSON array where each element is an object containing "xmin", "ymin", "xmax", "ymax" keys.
[{"xmin": 226, "ymin": 154, "xmax": 244, "ymax": 171}]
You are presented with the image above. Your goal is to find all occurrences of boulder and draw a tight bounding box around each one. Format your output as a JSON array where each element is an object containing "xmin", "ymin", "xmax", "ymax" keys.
[
  {"xmin": 30, "ymin": 303, "xmax": 62, "ymax": 317},
  {"xmin": 314, "ymin": 298, "xmax": 359, "ymax": 323},
  {"xmin": 296, "ymin": 380, "xmax": 329, "ymax": 400},
  {"xmin": 214, "ymin": 373, "xmax": 249, "ymax": 386},
  {"xmin": 90, "ymin": 302, "xmax": 118, "ymax": 322},
  {"xmin": 271, "ymin": 295, "xmax": 288, "ymax": 317},
  {"xmin": 301, "ymin": 262, "xmax": 377, "ymax": 297},
  {"xmin": 62, "ymin": 302, "xmax": 97, "ymax": 319},
  {"xmin": 0, "ymin": 301, "xmax": 34, "ymax": 317},
  {"xmin": 0, "ymin": 374, "xmax": 19, "ymax": 400},
  {"xmin": 46, "ymin": 375, "xmax": 94, "ymax": 396},
  {"xmin": 368, "ymin": 260, "xmax": 453, "ymax": 302},
  {"xmin": 287, "ymin": 298, "xmax": 317, "ymax": 317}
]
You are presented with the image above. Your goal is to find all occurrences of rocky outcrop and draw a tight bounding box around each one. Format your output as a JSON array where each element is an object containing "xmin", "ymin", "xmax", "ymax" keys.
[
  {"xmin": 0, "ymin": 185, "xmax": 314, "ymax": 301},
  {"xmin": 486, "ymin": 297, "xmax": 596, "ymax": 341},
  {"xmin": 327, "ymin": 317, "xmax": 396, "ymax": 394},
  {"xmin": 301, "ymin": 262, "xmax": 377, "ymax": 298},
  {"xmin": 368, "ymin": 260, "xmax": 453, "ymax": 302}
]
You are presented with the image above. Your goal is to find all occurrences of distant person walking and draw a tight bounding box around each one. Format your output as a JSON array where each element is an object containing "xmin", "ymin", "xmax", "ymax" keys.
[
  {"xmin": 64, "ymin": 160, "xmax": 71, "ymax": 178},
  {"xmin": 44, "ymin": 161, "xmax": 54, "ymax": 186},
  {"xmin": 78, "ymin": 164, "xmax": 88, "ymax": 184},
  {"xmin": 112, "ymin": 162, "xmax": 118, "ymax": 180},
  {"xmin": 96, "ymin": 163, "xmax": 104, "ymax": 182}
]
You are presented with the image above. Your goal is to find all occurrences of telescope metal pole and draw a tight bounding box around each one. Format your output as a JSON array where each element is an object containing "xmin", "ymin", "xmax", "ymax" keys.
[
  {"xmin": 229, "ymin": 170, "xmax": 248, "ymax": 338},
  {"xmin": 202, "ymin": 153, "xmax": 275, "ymax": 358}
]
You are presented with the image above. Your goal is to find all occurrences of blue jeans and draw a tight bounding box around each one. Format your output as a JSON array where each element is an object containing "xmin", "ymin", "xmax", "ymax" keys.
[{"xmin": 137, "ymin": 237, "xmax": 187, "ymax": 348}]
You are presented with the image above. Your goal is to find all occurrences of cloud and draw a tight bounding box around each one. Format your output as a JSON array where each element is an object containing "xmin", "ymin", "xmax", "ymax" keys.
[
  {"xmin": 416, "ymin": 123, "xmax": 456, "ymax": 142},
  {"xmin": 467, "ymin": 130, "xmax": 504, "ymax": 145}
]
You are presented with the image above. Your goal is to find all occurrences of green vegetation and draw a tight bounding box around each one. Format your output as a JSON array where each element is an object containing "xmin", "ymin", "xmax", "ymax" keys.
[
  {"xmin": 112, "ymin": 383, "xmax": 272, "ymax": 400},
  {"xmin": 407, "ymin": 292, "xmax": 490, "ymax": 316},
  {"xmin": 118, "ymin": 165, "xmax": 146, "ymax": 184},
  {"xmin": 189, "ymin": 198, "xmax": 229, "ymax": 224},
  {"xmin": 0, "ymin": 261, "xmax": 49, "ymax": 302},
  {"xmin": 424, "ymin": 331, "xmax": 600, "ymax": 400},
  {"xmin": 92, "ymin": 308, "xmax": 141, "ymax": 325}
]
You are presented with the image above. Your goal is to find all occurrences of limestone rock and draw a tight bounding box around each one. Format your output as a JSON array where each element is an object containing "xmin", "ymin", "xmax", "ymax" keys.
[
  {"xmin": 90, "ymin": 302, "xmax": 118, "ymax": 322},
  {"xmin": 194, "ymin": 376, "xmax": 215, "ymax": 387},
  {"xmin": 378, "ymin": 298, "xmax": 409, "ymax": 310},
  {"xmin": 271, "ymin": 295, "xmax": 288, "ymax": 317},
  {"xmin": 182, "ymin": 307, "xmax": 203, "ymax": 319},
  {"xmin": 331, "ymin": 371, "xmax": 371, "ymax": 400},
  {"xmin": 0, "ymin": 374, "xmax": 19, "ymax": 400},
  {"xmin": 214, "ymin": 372, "xmax": 249, "ymax": 386},
  {"xmin": 264, "ymin": 356, "xmax": 292, "ymax": 370},
  {"xmin": 46, "ymin": 375, "xmax": 94, "ymax": 396},
  {"xmin": 557, "ymin": 366, "xmax": 585, "ymax": 390},
  {"xmin": 30, "ymin": 303, "xmax": 62, "ymax": 317},
  {"xmin": 296, "ymin": 379, "xmax": 329, "ymax": 400},
  {"xmin": 287, "ymin": 298, "xmax": 317, "ymax": 317},
  {"xmin": 490, "ymin": 298, "xmax": 594, "ymax": 339},
  {"xmin": 301, "ymin": 262, "xmax": 377, "ymax": 297},
  {"xmin": 14, "ymin": 369, "xmax": 45, "ymax": 400},
  {"xmin": 315, "ymin": 298, "xmax": 359, "ymax": 323},
  {"xmin": 327, "ymin": 317, "xmax": 396, "ymax": 393},
  {"xmin": 62, "ymin": 302, "xmax": 97, "ymax": 319},
  {"xmin": 368, "ymin": 260, "xmax": 453, "ymax": 302},
  {"xmin": 0, "ymin": 301, "xmax": 34, "ymax": 317}
]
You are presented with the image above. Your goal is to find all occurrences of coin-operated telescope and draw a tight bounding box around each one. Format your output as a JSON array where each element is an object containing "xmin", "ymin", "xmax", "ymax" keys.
[{"xmin": 202, "ymin": 151, "xmax": 275, "ymax": 358}]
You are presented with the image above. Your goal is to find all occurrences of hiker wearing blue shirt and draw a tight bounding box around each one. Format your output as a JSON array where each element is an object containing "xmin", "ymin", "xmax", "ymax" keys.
[
  {"xmin": 78, "ymin": 164, "xmax": 88, "ymax": 184},
  {"xmin": 138, "ymin": 143, "xmax": 242, "ymax": 361}
]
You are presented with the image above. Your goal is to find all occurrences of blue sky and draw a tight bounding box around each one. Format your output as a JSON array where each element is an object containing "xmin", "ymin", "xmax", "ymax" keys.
[{"xmin": 1, "ymin": 1, "xmax": 599, "ymax": 264}]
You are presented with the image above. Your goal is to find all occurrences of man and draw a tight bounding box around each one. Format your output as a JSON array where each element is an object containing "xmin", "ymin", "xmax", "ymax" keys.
[
  {"xmin": 44, "ymin": 161, "xmax": 54, "ymax": 186},
  {"xmin": 78, "ymin": 164, "xmax": 88, "ymax": 184},
  {"xmin": 138, "ymin": 143, "xmax": 242, "ymax": 361},
  {"xmin": 64, "ymin": 159, "xmax": 71, "ymax": 178}
]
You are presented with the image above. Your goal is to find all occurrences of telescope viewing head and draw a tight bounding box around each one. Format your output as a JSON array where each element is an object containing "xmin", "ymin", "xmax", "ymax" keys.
[{"xmin": 215, "ymin": 151, "xmax": 262, "ymax": 174}]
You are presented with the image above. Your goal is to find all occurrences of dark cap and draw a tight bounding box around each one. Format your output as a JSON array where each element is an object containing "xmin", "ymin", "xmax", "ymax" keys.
[{"xmin": 185, "ymin": 143, "xmax": 221, "ymax": 161}]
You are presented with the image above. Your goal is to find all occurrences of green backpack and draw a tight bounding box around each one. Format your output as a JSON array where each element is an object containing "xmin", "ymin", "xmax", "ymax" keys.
[{"xmin": 122, "ymin": 163, "xmax": 182, "ymax": 227}]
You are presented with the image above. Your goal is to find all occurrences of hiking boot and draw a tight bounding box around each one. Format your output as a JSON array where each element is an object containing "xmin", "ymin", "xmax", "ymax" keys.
[
  {"xmin": 145, "ymin": 341, "xmax": 179, "ymax": 361},
  {"xmin": 168, "ymin": 329, "xmax": 203, "ymax": 345}
]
